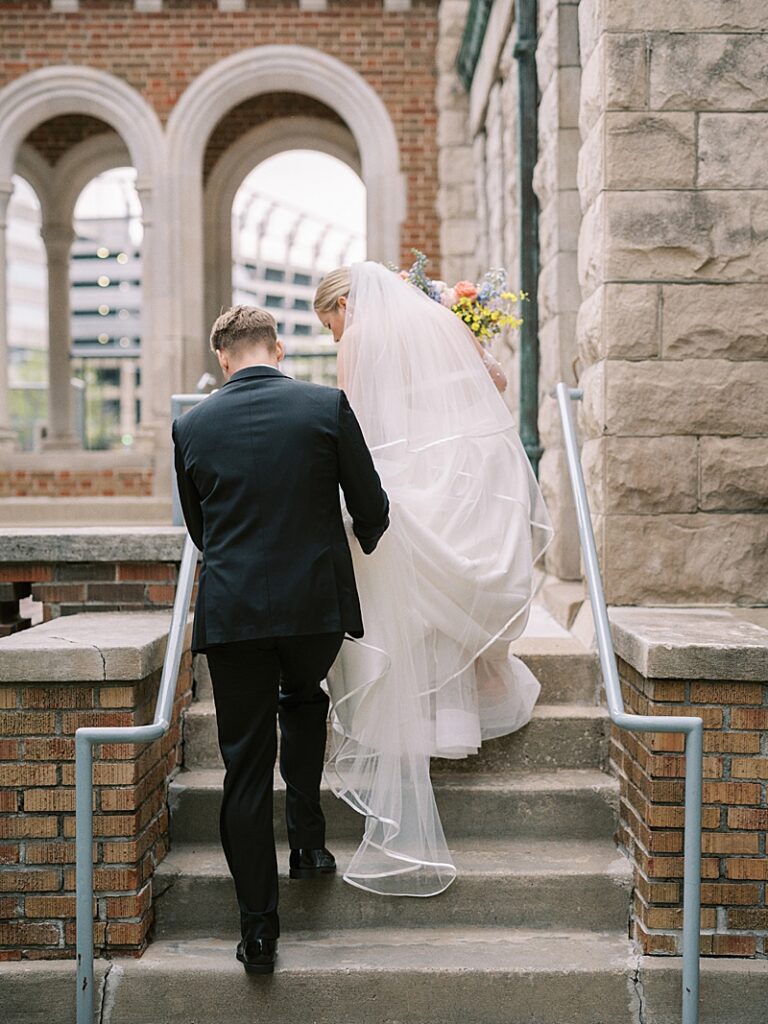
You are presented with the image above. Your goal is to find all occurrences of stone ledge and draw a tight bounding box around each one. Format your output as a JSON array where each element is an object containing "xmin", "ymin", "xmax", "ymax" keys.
[
  {"xmin": 0, "ymin": 527, "xmax": 186, "ymax": 563},
  {"xmin": 609, "ymin": 607, "xmax": 768, "ymax": 681},
  {"xmin": 0, "ymin": 611, "xmax": 191, "ymax": 683}
]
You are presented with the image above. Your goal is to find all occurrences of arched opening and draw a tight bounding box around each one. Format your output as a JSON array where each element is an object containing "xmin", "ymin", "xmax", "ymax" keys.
[
  {"xmin": 167, "ymin": 45, "xmax": 405, "ymax": 387},
  {"xmin": 231, "ymin": 150, "xmax": 366, "ymax": 385},
  {"xmin": 7, "ymin": 176, "xmax": 47, "ymax": 451},
  {"xmin": 71, "ymin": 167, "xmax": 143, "ymax": 451},
  {"xmin": 0, "ymin": 66, "xmax": 167, "ymax": 470}
]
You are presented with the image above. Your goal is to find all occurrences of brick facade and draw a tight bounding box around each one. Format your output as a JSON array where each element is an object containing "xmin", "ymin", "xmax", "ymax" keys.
[
  {"xmin": 0, "ymin": 0, "xmax": 441, "ymax": 272},
  {"xmin": 610, "ymin": 610, "xmax": 768, "ymax": 958},
  {"xmin": 0, "ymin": 470, "xmax": 153, "ymax": 499},
  {"xmin": 0, "ymin": 615, "xmax": 193, "ymax": 959}
]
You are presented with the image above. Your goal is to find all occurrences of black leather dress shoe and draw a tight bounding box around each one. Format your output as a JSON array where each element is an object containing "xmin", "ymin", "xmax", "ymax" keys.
[
  {"xmin": 289, "ymin": 847, "xmax": 337, "ymax": 879},
  {"xmin": 236, "ymin": 937, "xmax": 277, "ymax": 974}
]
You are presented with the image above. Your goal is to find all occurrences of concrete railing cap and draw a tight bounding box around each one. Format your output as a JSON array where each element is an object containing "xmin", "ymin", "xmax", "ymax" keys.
[
  {"xmin": 0, "ymin": 611, "xmax": 191, "ymax": 683},
  {"xmin": 0, "ymin": 527, "xmax": 186, "ymax": 563},
  {"xmin": 609, "ymin": 607, "xmax": 768, "ymax": 681}
]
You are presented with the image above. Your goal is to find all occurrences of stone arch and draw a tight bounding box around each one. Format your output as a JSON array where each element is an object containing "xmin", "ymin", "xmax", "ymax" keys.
[
  {"xmin": 0, "ymin": 66, "xmax": 170, "ymax": 453},
  {"xmin": 204, "ymin": 116, "xmax": 362, "ymax": 330},
  {"xmin": 166, "ymin": 45, "xmax": 405, "ymax": 383}
]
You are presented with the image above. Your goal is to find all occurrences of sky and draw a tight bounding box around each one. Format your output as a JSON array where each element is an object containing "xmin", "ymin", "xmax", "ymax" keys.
[{"xmin": 68, "ymin": 149, "xmax": 367, "ymax": 271}]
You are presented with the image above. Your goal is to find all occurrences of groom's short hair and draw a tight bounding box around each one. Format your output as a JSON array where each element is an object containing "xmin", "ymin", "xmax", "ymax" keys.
[{"xmin": 209, "ymin": 305, "xmax": 278, "ymax": 355}]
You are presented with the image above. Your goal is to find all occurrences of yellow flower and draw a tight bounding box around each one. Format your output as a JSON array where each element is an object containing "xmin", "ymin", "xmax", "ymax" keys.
[{"xmin": 471, "ymin": 322, "xmax": 480, "ymax": 332}]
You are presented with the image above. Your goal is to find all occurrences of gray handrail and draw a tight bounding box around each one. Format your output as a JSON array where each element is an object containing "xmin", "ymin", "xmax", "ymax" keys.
[
  {"xmin": 76, "ymin": 392, "xmax": 206, "ymax": 1024},
  {"xmin": 555, "ymin": 383, "xmax": 702, "ymax": 1024}
]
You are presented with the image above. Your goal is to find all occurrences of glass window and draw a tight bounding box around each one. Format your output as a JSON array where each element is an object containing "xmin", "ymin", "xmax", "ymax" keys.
[
  {"xmin": 264, "ymin": 267, "xmax": 285, "ymax": 282},
  {"xmin": 265, "ymin": 294, "xmax": 284, "ymax": 308},
  {"xmin": 293, "ymin": 272, "xmax": 312, "ymax": 286},
  {"xmin": 293, "ymin": 323, "xmax": 312, "ymax": 336},
  {"xmin": 293, "ymin": 298, "xmax": 311, "ymax": 311}
]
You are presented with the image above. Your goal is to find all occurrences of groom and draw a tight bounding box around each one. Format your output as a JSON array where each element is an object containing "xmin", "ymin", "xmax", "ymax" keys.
[{"xmin": 172, "ymin": 305, "xmax": 389, "ymax": 974}]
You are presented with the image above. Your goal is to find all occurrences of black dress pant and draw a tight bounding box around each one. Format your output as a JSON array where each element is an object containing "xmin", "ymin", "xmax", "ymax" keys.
[{"xmin": 205, "ymin": 632, "xmax": 344, "ymax": 942}]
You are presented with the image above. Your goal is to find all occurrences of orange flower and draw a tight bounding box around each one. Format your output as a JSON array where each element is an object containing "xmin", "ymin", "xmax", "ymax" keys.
[{"xmin": 454, "ymin": 280, "xmax": 478, "ymax": 301}]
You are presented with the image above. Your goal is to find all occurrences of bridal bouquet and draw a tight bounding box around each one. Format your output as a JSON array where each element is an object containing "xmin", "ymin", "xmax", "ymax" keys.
[{"xmin": 395, "ymin": 250, "xmax": 525, "ymax": 347}]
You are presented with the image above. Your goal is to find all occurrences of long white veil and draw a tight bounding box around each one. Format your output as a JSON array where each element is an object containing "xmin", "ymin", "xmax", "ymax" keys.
[{"xmin": 325, "ymin": 261, "xmax": 553, "ymax": 896}]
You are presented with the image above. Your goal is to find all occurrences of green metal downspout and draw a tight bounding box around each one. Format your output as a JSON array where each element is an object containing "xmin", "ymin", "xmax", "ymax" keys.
[{"xmin": 513, "ymin": 0, "xmax": 542, "ymax": 476}]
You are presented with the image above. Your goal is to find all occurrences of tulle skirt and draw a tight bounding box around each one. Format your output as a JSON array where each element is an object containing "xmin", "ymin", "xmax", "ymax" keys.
[{"xmin": 324, "ymin": 426, "xmax": 552, "ymax": 896}]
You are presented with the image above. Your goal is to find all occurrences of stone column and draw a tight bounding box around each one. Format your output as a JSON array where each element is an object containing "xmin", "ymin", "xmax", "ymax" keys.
[
  {"xmin": 120, "ymin": 357, "xmax": 137, "ymax": 443},
  {"xmin": 40, "ymin": 221, "xmax": 79, "ymax": 450},
  {"xmin": 436, "ymin": 0, "xmax": 478, "ymax": 283},
  {"xmin": 575, "ymin": 0, "xmax": 768, "ymax": 605},
  {"xmin": 0, "ymin": 183, "xmax": 19, "ymax": 449},
  {"xmin": 533, "ymin": 0, "xmax": 582, "ymax": 582}
]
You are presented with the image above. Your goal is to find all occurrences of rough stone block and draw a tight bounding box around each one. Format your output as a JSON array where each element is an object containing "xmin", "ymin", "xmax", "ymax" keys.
[
  {"xmin": 605, "ymin": 34, "xmax": 648, "ymax": 111},
  {"xmin": 604, "ymin": 190, "xmax": 768, "ymax": 282},
  {"xmin": 577, "ymin": 284, "xmax": 660, "ymax": 366},
  {"xmin": 699, "ymin": 113, "xmax": 768, "ymax": 188},
  {"xmin": 438, "ymin": 147, "xmax": 475, "ymax": 187},
  {"xmin": 539, "ymin": 446, "xmax": 582, "ymax": 581},
  {"xmin": 539, "ymin": 191, "xmax": 581, "ymax": 265},
  {"xmin": 582, "ymin": 436, "xmax": 698, "ymax": 515},
  {"xmin": 577, "ymin": 192, "xmax": 604, "ymax": 296},
  {"xmin": 437, "ymin": 110, "xmax": 470, "ymax": 148},
  {"xmin": 598, "ymin": 359, "xmax": 768, "ymax": 437},
  {"xmin": 538, "ymin": 253, "xmax": 582, "ymax": 325},
  {"xmin": 578, "ymin": 38, "xmax": 603, "ymax": 137},
  {"xmin": 577, "ymin": 117, "xmax": 603, "ymax": 213},
  {"xmin": 538, "ymin": 313, "xmax": 578, "ymax": 396},
  {"xmin": 603, "ymin": 514, "xmax": 768, "ymax": 605},
  {"xmin": 661, "ymin": 284, "xmax": 768, "ymax": 360},
  {"xmin": 700, "ymin": 438, "xmax": 768, "ymax": 512},
  {"xmin": 602, "ymin": 0, "xmax": 768, "ymax": 32},
  {"xmin": 650, "ymin": 34, "xmax": 768, "ymax": 111},
  {"xmin": 578, "ymin": 359, "xmax": 605, "ymax": 443},
  {"xmin": 605, "ymin": 113, "xmax": 696, "ymax": 189}
]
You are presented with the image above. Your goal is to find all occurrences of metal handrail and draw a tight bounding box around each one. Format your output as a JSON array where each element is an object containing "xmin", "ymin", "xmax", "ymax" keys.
[
  {"xmin": 555, "ymin": 383, "xmax": 702, "ymax": 1024},
  {"xmin": 76, "ymin": 392, "xmax": 206, "ymax": 1024}
]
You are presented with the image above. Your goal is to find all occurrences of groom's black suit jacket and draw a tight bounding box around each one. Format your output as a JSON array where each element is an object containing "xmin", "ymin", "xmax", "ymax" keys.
[{"xmin": 172, "ymin": 364, "xmax": 390, "ymax": 653}]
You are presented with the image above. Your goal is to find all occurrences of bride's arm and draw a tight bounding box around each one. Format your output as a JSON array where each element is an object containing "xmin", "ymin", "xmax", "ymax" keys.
[{"xmin": 470, "ymin": 333, "xmax": 507, "ymax": 393}]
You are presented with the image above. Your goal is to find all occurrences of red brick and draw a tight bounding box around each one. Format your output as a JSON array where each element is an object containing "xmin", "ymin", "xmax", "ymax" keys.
[
  {"xmin": 0, "ymin": 869, "xmax": 61, "ymax": 893},
  {"xmin": 21, "ymin": 686, "xmax": 93, "ymax": 709},
  {"xmin": 0, "ymin": 844, "xmax": 20, "ymax": 864},
  {"xmin": 700, "ymin": 882, "xmax": 760, "ymax": 906},
  {"xmin": 0, "ymin": 921, "xmax": 60, "ymax": 945},
  {"xmin": 0, "ymin": 712, "xmax": 56, "ymax": 735},
  {"xmin": 118, "ymin": 563, "xmax": 176, "ymax": 582},
  {"xmin": 731, "ymin": 708, "xmax": 768, "ymax": 730},
  {"xmin": 0, "ymin": 763, "xmax": 57, "ymax": 787},
  {"xmin": 0, "ymin": 565, "xmax": 52, "ymax": 582},
  {"xmin": 725, "ymin": 859, "xmax": 768, "ymax": 880},
  {"xmin": 727, "ymin": 807, "xmax": 768, "ymax": 830},
  {"xmin": 25, "ymin": 738, "xmax": 74, "ymax": 760},
  {"xmin": 0, "ymin": 739, "xmax": 20, "ymax": 759}
]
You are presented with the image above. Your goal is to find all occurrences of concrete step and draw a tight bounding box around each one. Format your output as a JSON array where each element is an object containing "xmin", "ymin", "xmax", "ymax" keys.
[
  {"xmin": 168, "ymin": 768, "xmax": 619, "ymax": 845},
  {"xmin": 192, "ymin": 608, "xmax": 601, "ymax": 707},
  {"xmin": 153, "ymin": 838, "xmax": 632, "ymax": 938},
  {"xmin": 6, "ymin": 937, "xmax": 768, "ymax": 1024},
  {"xmin": 183, "ymin": 701, "xmax": 610, "ymax": 772}
]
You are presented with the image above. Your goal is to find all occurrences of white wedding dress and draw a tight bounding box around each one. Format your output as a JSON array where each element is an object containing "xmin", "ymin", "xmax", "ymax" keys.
[{"xmin": 324, "ymin": 261, "xmax": 552, "ymax": 896}]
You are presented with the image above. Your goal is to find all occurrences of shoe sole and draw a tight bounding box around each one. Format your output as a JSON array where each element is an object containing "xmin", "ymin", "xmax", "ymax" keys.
[
  {"xmin": 236, "ymin": 953, "xmax": 275, "ymax": 975},
  {"xmin": 289, "ymin": 865, "xmax": 337, "ymax": 880}
]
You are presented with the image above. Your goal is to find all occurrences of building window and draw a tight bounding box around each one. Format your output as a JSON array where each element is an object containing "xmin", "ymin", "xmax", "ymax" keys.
[
  {"xmin": 265, "ymin": 267, "xmax": 285, "ymax": 282},
  {"xmin": 265, "ymin": 294, "xmax": 285, "ymax": 309},
  {"xmin": 293, "ymin": 272, "xmax": 312, "ymax": 286},
  {"xmin": 293, "ymin": 323, "xmax": 312, "ymax": 336},
  {"xmin": 293, "ymin": 298, "xmax": 311, "ymax": 311}
]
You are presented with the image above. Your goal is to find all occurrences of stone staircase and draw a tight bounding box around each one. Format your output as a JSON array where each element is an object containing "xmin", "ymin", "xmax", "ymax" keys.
[{"xmin": 130, "ymin": 606, "xmax": 647, "ymax": 1024}]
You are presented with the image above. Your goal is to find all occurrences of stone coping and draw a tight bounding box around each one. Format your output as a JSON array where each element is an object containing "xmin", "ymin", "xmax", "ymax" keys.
[
  {"xmin": 0, "ymin": 451, "xmax": 153, "ymax": 470},
  {"xmin": 609, "ymin": 606, "xmax": 768, "ymax": 681},
  {"xmin": 0, "ymin": 527, "xmax": 187, "ymax": 562},
  {"xmin": 0, "ymin": 611, "xmax": 192, "ymax": 682},
  {"xmin": 0, "ymin": 498, "xmax": 173, "ymax": 527}
]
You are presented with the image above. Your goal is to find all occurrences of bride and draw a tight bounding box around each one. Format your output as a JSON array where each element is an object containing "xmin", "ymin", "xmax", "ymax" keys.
[{"xmin": 313, "ymin": 260, "xmax": 552, "ymax": 896}]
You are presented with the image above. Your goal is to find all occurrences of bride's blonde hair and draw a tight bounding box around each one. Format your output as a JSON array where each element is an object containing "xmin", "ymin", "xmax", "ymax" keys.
[{"xmin": 314, "ymin": 266, "xmax": 351, "ymax": 313}]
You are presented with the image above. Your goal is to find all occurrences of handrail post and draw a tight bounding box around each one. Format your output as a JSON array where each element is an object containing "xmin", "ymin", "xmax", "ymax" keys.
[
  {"xmin": 75, "ymin": 733, "xmax": 94, "ymax": 1024},
  {"xmin": 554, "ymin": 381, "xmax": 701, "ymax": 1024},
  {"xmin": 682, "ymin": 720, "xmax": 703, "ymax": 1024}
]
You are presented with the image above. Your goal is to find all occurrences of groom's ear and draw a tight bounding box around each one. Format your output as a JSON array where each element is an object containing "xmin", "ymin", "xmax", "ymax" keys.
[
  {"xmin": 276, "ymin": 339, "xmax": 285, "ymax": 363},
  {"xmin": 215, "ymin": 347, "xmax": 229, "ymax": 376}
]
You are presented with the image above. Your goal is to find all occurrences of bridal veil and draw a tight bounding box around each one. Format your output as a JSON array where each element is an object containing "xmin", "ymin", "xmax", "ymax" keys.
[{"xmin": 324, "ymin": 261, "xmax": 552, "ymax": 896}]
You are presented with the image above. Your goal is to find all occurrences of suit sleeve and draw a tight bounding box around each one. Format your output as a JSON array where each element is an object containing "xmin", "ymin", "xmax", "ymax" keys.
[
  {"xmin": 336, "ymin": 391, "xmax": 390, "ymax": 554},
  {"xmin": 172, "ymin": 420, "xmax": 204, "ymax": 552}
]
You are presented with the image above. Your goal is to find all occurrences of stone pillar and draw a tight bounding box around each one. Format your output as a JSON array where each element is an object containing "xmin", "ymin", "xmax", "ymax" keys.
[
  {"xmin": 120, "ymin": 358, "xmax": 137, "ymax": 443},
  {"xmin": 132, "ymin": 184, "xmax": 157, "ymax": 457},
  {"xmin": 0, "ymin": 183, "xmax": 19, "ymax": 449},
  {"xmin": 533, "ymin": 0, "xmax": 582, "ymax": 582},
  {"xmin": 575, "ymin": 0, "xmax": 768, "ymax": 604},
  {"xmin": 609, "ymin": 607, "xmax": 768, "ymax": 958},
  {"xmin": 40, "ymin": 221, "xmax": 79, "ymax": 451},
  {"xmin": 436, "ymin": 0, "xmax": 478, "ymax": 283}
]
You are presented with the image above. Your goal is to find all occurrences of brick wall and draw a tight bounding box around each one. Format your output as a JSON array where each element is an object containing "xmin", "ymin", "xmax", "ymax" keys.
[
  {"xmin": 0, "ymin": 561, "xmax": 189, "ymax": 637},
  {"xmin": 0, "ymin": 0, "xmax": 441, "ymax": 271},
  {"xmin": 0, "ymin": 616, "xmax": 193, "ymax": 959},
  {"xmin": 610, "ymin": 609, "xmax": 768, "ymax": 958},
  {"xmin": 0, "ymin": 470, "xmax": 154, "ymax": 498}
]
